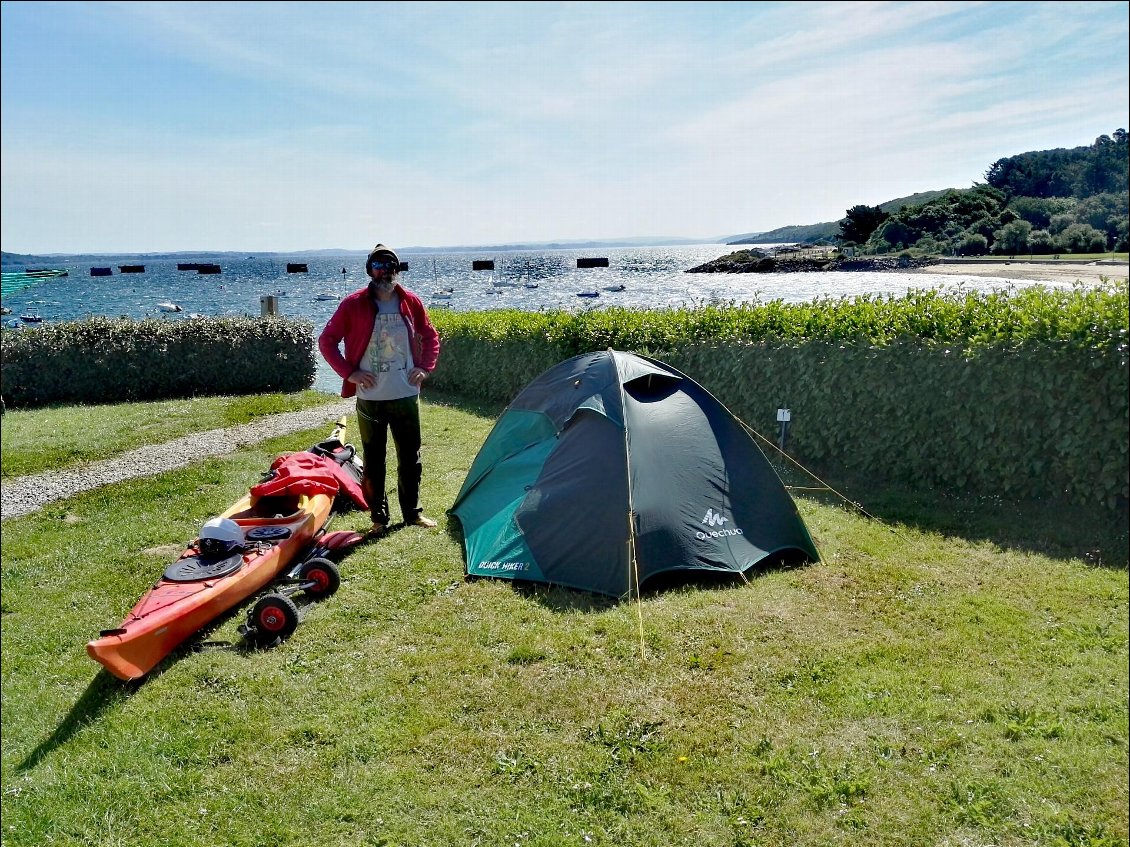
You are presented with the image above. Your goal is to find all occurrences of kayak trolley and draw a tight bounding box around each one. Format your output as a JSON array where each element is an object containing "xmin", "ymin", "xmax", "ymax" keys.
[{"xmin": 240, "ymin": 555, "xmax": 341, "ymax": 647}]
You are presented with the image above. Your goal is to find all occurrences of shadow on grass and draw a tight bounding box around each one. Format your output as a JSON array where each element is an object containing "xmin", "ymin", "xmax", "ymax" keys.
[
  {"xmin": 786, "ymin": 462, "xmax": 1129, "ymax": 568},
  {"xmin": 17, "ymin": 600, "xmax": 261, "ymax": 773},
  {"xmin": 641, "ymin": 559, "xmax": 808, "ymax": 597},
  {"xmin": 508, "ymin": 581, "xmax": 619, "ymax": 612},
  {"xmin": 16, "ymin": 545, "xmax": 367, "ymax": 773},
  {"xmin": 462, "ymin": 555, "xmax": 811, "ymax": 613},
  {"xmin": 424, "ymin": 389, "xmax": 508, "ymax": 420},
  {"xmin": 16, "ymin": 669, "xmax": 133, "ymax": 772}
]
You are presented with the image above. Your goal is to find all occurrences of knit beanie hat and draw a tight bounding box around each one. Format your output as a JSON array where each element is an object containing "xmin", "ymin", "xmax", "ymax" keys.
[{"xmin": 365, "ymin": 244, "xmax": 400, "ymax": 271}]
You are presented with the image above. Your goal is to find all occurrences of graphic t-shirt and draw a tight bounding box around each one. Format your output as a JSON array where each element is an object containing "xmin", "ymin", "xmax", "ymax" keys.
[{"xmin": 356, "ymin": 296, "xmax": 418, "ymax": 401}]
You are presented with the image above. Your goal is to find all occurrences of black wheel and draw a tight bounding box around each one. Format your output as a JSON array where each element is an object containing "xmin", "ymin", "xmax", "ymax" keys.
[
  {"xmin": 249, "ymin": 593, "xmax": 299, "ymax": 643},
  {"xmin": 298, "ymin": 557, "xmax": 340, "ymax": 598}
]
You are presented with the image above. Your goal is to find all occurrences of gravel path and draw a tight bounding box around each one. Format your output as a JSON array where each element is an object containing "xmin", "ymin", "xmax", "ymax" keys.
[{"xmin": 1, "ymin": 399, "xmax": 355, "ymax": 522}]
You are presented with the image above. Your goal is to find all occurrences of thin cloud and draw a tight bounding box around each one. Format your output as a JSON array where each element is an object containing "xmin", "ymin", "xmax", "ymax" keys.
[{"xmin": 2, "ymin": 1, "xmax": 1126, "ymax": 252}]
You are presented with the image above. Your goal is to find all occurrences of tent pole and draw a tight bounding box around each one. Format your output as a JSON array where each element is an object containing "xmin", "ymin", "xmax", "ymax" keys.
[{"xmin": 612, "ymin": 349, "xmax": 647, "ymax": 659}]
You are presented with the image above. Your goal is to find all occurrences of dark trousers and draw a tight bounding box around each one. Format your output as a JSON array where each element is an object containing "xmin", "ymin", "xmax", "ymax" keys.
[{"xmin": 356, "ymin": 395, "xmax": 423, "ymax": 525}]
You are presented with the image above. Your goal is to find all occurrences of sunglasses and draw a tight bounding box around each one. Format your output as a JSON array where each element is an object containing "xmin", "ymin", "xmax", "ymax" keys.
[{"xmin": 368, "ymin": 260, "xmax": 398, "ymax": 271}]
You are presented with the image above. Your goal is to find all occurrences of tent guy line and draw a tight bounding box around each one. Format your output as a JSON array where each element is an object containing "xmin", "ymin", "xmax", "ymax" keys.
[{"xmin": 734, "ymin": 414, "xmax": 905, "ymax": 546}]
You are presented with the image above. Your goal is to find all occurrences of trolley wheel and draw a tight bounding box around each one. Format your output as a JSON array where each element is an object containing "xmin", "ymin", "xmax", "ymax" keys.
[
  {"xmin": 298, "ymin": 557, "xmax": 340, "ymax": 598},
  {"xmin": 249, "ymin": 593, "xmax": 300, "ymax": 644}
]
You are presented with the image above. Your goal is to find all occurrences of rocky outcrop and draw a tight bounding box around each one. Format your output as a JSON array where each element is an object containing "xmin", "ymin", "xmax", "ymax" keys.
[{"xmin": 686, "ymin": 251, "xmax": 942, "ymax": 274}]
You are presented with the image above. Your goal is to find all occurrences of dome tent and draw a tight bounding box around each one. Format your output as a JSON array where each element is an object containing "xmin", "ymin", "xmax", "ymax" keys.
[{"xmin": 449, "ymin": 350, "xmax": 819, "ymax": 598}]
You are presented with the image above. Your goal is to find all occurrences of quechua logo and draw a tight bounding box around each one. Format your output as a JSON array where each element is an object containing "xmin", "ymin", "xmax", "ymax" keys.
[
  {"xmin": 702, "ymin": 508, "xmax": 728, "ymax": 528},
  {"xmin": 697, "ymin": 508, "xmax": 743, "ymax": 540}
]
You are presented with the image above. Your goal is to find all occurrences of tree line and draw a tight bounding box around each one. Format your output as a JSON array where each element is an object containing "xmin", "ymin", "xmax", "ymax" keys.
[{"xmin": 839, "ymin": 130, "xmax": 1129, "ymax": 256}]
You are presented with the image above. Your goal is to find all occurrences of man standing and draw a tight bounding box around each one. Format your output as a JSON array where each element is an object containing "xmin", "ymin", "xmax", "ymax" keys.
[{"xmin": 319, "ymin": 244, "xmax": 441, "ymax": 535}]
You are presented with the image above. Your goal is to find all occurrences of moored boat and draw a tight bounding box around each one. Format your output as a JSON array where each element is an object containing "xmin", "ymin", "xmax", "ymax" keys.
[
  {"xmin": 5, "ymin": 268, "xmax": 70, "ymax": 279},
  {"xmin": 86, "ymin": 418, "xmax": 368, "ymax": 681}
]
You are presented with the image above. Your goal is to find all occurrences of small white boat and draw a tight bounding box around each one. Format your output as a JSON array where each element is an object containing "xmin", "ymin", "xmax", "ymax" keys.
[
  {"xmin": 19, "ymin": 309, "xmax": 43, "ymax": 322},
  {"xmin": 429, "ymin": 259, "xmax": 446, "ymax": 298},
  {"xmin": 576, "ymin": 290, "xmax": 600, "ymax": 298},
  {"xmin": 314, "ymin": 292, "xmax": 340, "ymax": 301},
  {"xmin": 272, "ymin": 290, "xmax": 288, "ymax": 297},
  {"xmin": 522, "ymin": 264, "xmax": 538, "ymax": 289},
  {"xmin": 603, "ymin": 284, "xmax": 626, "ymax": 292},
  {"xmin": 157, "ymin": 302, "xmax": 183, "ymax": 313}
]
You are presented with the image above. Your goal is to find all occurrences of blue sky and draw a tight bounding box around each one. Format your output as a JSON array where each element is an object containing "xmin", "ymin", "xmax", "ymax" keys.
[{"xmin": 2, "ymin": 1, "xmax": 1127, "ymax": 254}]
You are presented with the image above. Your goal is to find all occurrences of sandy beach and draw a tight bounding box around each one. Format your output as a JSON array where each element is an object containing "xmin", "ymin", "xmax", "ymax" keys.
[{"xmin": 916, "ymin": 259, "xmax": 1128, "ymax": 284}]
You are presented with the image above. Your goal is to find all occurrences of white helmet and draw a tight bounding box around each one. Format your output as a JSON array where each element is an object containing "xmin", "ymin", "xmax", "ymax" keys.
[{"xmin": 199, "ymin": 517, "xmax": 244, "ymax": 558}]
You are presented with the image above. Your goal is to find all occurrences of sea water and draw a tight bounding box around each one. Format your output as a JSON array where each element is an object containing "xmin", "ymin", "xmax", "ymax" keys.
[{"xmin": 0, "ymin": 244, "xmax": 1067, "ymax": 392}]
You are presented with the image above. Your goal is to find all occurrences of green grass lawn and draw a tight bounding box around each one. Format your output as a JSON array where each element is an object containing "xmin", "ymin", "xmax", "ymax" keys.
[
  {"xmin": 0, "ymin": 390, "xmax": 342, "ymax": 478},
  {"xmin": 1, "ymin": 394, "xmax": 1126, "ymax": 847}
]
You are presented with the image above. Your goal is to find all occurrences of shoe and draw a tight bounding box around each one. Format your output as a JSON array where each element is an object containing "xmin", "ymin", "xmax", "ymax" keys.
[
  {"xmin": 410, "ymin": 515, "xmax": 438, "ymax": 528},
  {"xmin": 366, "ymin": 523, "xmax": 386, "ymax": 538}
]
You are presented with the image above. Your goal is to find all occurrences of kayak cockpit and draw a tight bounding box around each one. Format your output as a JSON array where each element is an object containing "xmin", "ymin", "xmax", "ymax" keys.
[{"xmin": 224, "ymin": 493, "xmax": 306, "ymax": 521}]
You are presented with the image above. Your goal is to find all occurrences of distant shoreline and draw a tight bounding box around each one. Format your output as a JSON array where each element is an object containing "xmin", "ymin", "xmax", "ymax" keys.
[
  {"xmin": 1, "ymin": 241, "xmax": 728, "ymax": 264},
  {"xmin": 686, "ymin": 249, "xmax": 1129, "ymax": 283}
]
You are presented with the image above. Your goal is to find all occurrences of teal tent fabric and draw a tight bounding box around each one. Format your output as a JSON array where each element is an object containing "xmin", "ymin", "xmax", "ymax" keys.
[{"xmin": 450, "ymin": 350, "xmax": 819, "ymax": 598}]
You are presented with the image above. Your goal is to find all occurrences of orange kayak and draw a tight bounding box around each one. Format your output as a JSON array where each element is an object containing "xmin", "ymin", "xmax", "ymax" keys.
[{"xmin": 87, "ymin": 418, "xmax": 367, "ymax": 681}]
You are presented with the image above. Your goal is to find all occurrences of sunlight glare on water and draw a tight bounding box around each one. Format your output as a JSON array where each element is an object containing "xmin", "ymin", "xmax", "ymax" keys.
[{"xmin": 2, "ymin": 244, "xmax": 1084, "ymax": 391}]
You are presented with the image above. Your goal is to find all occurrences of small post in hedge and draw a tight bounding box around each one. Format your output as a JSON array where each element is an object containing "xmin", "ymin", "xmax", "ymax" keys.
[{"xmin": 777, "ymin": 407, "xmax": 792, "ymax": 453}]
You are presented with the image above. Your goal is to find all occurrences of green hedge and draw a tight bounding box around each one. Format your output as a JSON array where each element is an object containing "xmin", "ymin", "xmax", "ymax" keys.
[
  {"xmin": 424, "ymin": 309, "xmax": 574, "ymax": 400},
  {"xmin": 667, "ymin": 340, "xmax": 1128, "ymax": 510},
  {"xmin": 427, "ymin": 284, "xmax": 1129, "ymax": 511},
  {"xmin": 1, "ymin": 316, "xmax": 315, "ymax": 408},
  {"xmin": 3, "ymin": 288, "xmax": 1125, "ymax": 510}
]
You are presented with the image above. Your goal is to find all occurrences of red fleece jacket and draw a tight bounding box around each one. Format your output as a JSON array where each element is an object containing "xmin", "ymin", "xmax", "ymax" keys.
[
  {"xmin": 249, "ymin": 452, "xmax": 369, "ymax": 510},
  {"xmin": 318, "ymin": 284, "xmax": 441, "ymax": 398}
]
